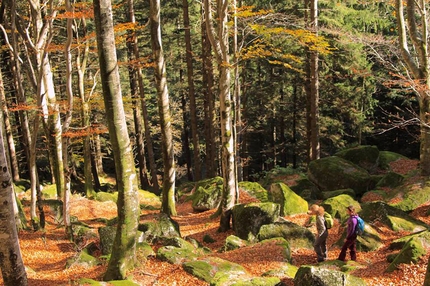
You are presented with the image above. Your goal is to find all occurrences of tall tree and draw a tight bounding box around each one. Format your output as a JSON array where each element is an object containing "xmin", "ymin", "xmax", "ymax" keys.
[
  {"xmin": 201, "ymin": 5, "xmax": 217, "ymax": 179},
  {"xmin": 125, "ymin": 0, "xmax": 151, "ymax": 190},
  {"xmin": 305, "ymin": 0, "xmax": 320, "ymax": 162},
  {"xmin": 0, "ymin": 68, "xmax": 27, "ymax": 286},
  {"xmin": 93, "ymin": 0, "xmax": 140, "ymax": 280},
  {"xmin": 150, "ymin": 0, "xmax": 176, "ymax": 215},
  {"xmin": 182, "ymin": 0, "xmax": 201, "ymax": 181},
  {"xmin": 395, "ymin": 0, "xmax": 430, "ymax": 175},
  {"xmin": 204, "ymin": 0, "xmax": 238, "ymax": 231}
]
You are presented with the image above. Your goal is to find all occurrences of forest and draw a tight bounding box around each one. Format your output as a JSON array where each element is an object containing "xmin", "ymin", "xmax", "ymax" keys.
[{"xmin": 0, "ymin": 0, "xmax": 430, "ymax": 285}]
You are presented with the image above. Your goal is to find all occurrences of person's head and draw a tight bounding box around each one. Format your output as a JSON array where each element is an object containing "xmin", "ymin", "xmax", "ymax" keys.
[
  {"xmin": 308, "ymin": 204, "xmax": 324, "ymax": 216},
  {"xmin": 346, "ymin": 205, "xmax": 356, "ymax": 216}
]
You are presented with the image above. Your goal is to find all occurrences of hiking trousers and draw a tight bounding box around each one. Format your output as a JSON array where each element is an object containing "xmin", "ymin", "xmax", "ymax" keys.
[{"xmin": 314, "ymin": 229, "xmax": 328, "ymax": 262}]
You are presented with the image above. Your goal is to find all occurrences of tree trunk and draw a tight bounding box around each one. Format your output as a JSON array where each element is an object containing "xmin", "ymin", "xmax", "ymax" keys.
[
  {"xmin": 76, "ymin": 16, "xmax": 96, "ymax": 198},
  {"xmin": 204, "ymin": 0, "xmax": 238, "ymax": 231},
  {"xmin": 0, "ymin": 71, "xmax": 27, "ymax": 285},
  {"xmin": 395, "ymin": 0, "xmax": 430, "ymax": 176},
  {"xmin": 182, "ymin": 0, "xmax": 201, "ymax": 181},
  {"xmin": 125, "ymin": 0, "xmax": 151, "ymax": 190},
  {"xmin": 201, "ymin": 5, "xmax": 217, "ymax": 178},
  {"xmin": 93, "ymin": 0, "xmax": 140, "ymax": 280},
  {"xmin": 150, "ymin": 0, "xmax": 176, "ymax": 215},
  {"xmin": 304, "ymin": 0, "xmax": 320, "ymax": 162}
]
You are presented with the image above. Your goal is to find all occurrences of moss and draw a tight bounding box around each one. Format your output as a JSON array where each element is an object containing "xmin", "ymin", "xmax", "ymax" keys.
[
  {"xmin": 238, "ymin": 181, "xmax": 268, "ymax": 202},
  {"xmin": 95, "ymin": 191, "xmax": 118, "ymax": 203},
  {"xmin": 386, "ymin": 238, "xmax": 427, "ymax": 272},
  {"xmin": 388, "ymin": 215, "xmax": 427, "ymax": 232},
  {"xmin": 42, "ymin": 184, "xmax": 58, "ymax": 199},
  {"xmin": 262, "ymin": 263, "xmax": 298, "ymax": 279}
]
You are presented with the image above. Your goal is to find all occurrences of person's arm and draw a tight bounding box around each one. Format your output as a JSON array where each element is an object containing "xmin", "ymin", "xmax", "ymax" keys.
[{"xmin": 316, "ymin": 215, "xmax": 326, "ymax": 237}]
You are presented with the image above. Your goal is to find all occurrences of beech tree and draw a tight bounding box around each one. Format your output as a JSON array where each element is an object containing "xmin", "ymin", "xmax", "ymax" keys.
[
  {"xmin": 395, "ymin": 0, "xmax": 430, "ymax": 176},
  {"xmin": 0, "ymin": 69, "xmax": 27, "ymax": 286},
  {"xmin": 204, "ymin": 0, "xmax": 238, "ymax": 231},
  {"xmin": 93, "ymin": 0, "xmax": 140, "ymax": 280},
  {"xmin": 150, "ymin": 0, "xmax": 176, "ymax": 215}
]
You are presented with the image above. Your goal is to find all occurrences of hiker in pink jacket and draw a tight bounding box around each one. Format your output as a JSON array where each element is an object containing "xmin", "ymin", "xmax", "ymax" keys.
[{"xmin": 337, "ymin": 205, "xmax": 358, "ymax": 261}]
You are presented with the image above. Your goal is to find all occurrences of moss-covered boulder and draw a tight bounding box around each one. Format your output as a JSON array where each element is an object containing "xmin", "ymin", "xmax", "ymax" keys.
[
  {"xmin": 137, "ymin": 189, "xmax": 161, "ymax": 209},
  {"xmin": 238, "ymin": 181, "xmax": 269, "ymax": 202},
  {"xmin": 290, "ymin": 177, "xmax": 321, "ymax": 201},
  {"xmin": 183, "ymin": 257, "xmax": 248, "ymax": 284},
  {"xmin": 188, "ymin": 177, "xmax": 223, "ymax": 211},
  {"xmin": 378, "ymin": 151, "xmax": 408, "ymax": 170},
  {"xmin": 41, "ymin": 184, "xmax": 58, "ymax": 199},
  {"xmin": 294, "ymin": 265, "xmax": 366, "ymax": 286},
  {"xmin": 94, "ymin": 191, "xmax": 118, "ymax": 203},
  {"xmin": 262, "ymin": 263, "xmax": 298, "ymax": 279},
  {"xmin": 267, "ymin": 182, "xmax": 308, "ymax": 216},
  {"xmin": 386, "ymin": 237, "xmax": 427, "ymax": 272},
  {"xmin": 156, "ymin": 238, "xmax": 205, "ymax": 264},
  {"xmin": 66, "ymin": 249, "xmax": 100, "ymax": 268},
  {"xmin": 257, "ymin": 221, "xmax": 314, "ymax": 250},
  {"xmin": 375, "ymin": 172, "xmax": 405, "ymax": 189},
  {"xmin": 307, "ymin": 156, "xmax": 371, "ymax": 196},
  {"xmin": 138, "ymin": 213, "xmax": 181, "ymax": 243},
  {"xmin": 335, "ymin": 145, "xmax": 380, "ymax": 172},
  {"xmin": 389, "ymin": 230, "xmax": 430, "ymax": 250},
  {"xmin": 232, "ymin": 202, "xmax": 280, "ymax": 241},
  {"xmin": 389, "ymin": 179, "xmax": 430, "ymax": 212},
  {"xmin": 360, "ymin": 202, "xmax": 427, "ymax": 232},
  {"xmin": 219, "ymin": 235, "xmax": 249, "ymax": 252},
  {"xmin": 321, "ymin": 194, "xmax": 361, "ymax": 222}
]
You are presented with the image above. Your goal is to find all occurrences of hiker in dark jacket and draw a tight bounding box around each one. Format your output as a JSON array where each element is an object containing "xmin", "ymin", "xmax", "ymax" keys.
[
  {"xmin": 337, "ymin": 205, "xmax": 358, "ymax": 261},
  {"xmin": 308, "ymin": 204, "xmax": 328, "ymax": 262}
]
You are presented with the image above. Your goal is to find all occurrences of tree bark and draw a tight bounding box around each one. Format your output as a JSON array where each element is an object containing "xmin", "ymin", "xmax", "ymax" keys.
[
  {"xmin": 304, "ymin": 0, "xmax": 320, "ymax": 162},
  {"xmin": 0, "ymin": 69, "xmax": 27, "ymax": 286},
  {"xmin": 182, "ymin": 0, "xmax": 201, "ymax": 181},
  {"xmin": 204, "ymin": 0, "xmax": 238, "ymax": 231},
  {"xmin": 93, "ymin": 0, "xmax": 140, "ymax": 280},
  {"xmin": 201, "ymin": 5, "xmax": 217, "ymax": 178},
  {"xmin": 150, "ymin": 0, "xmax": 176, "ymax": 215},
  {"xmin": 395, "ymin": 0, "xmax": 430, "ymax": 176}
]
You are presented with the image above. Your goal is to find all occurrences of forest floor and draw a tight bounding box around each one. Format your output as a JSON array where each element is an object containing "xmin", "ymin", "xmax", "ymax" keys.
[{"xmin": 1, "ymin": 158, "xmax": 429, "ymax": 286}]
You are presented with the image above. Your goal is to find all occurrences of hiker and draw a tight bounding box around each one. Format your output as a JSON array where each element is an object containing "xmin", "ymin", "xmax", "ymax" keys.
[
  {"xmin": 337, "ymin": 205, "xmax": 358, "ymax": 261},
  {"xmin": 308, "ymin": 204, "xmax": 328, "ymax": 262}
]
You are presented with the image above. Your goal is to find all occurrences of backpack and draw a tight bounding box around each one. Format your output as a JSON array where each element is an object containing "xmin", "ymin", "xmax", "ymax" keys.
[
  {"xmin": 324, "ymin": 212, "xmax": 334, "ymax": 229},
  {"xmin": 355, "ymin": 216, "xmax": 365, "ymax": 235}
]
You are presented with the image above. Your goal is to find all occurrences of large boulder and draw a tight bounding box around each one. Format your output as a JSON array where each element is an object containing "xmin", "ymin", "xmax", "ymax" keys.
[
  {"xmin": 378, "ymin": 151, "xmax": 408, "ymax": 170},
  {"xmin": 238, "ymin": 181, "xmax": 269, "ymax": 202},
  {"xmin": 389, "ymin": 178, "xmax": 430, "ymax": 212},
  {"xmin": 294, "ymin": 265, "xmax": 366, "ymax": 286},
  {"xmin": 232, "ymin": 202, "xmax": 280, "ymax": 241},
  {"xmin": 386, "ymin": 237, "xmax": 427, "ymax": 272},
  {"xmin": 189, "ymin": 177, "xmax": 223, "ymax": 211},
  {"xmin": 156, "ymin": 237, "xmax": 207, "ymax": 264},
  {"xmin": 138, "ymin": 213, "xmax": 181, "ymax": 243},
  {"xmin": 308, "ymin": 156, "xmax": 371, "ymax": 196},
  {"xmin": 321, "ymin": 194, "xmax": 361, "ymax": 222},
  {"xmin": 257, "ymin": 221, "xmax": 314, "ymax": 250},
  {"xmin": 360, "ymin": 202, "xmax": 427, "ymax": 232},
  {"xmin": 267, "ymin": 182, "xmax": 308, "ymax": 216},
  {"xmin": 335, "ymin": 145, "xmax": 380, "ymax": 172}
]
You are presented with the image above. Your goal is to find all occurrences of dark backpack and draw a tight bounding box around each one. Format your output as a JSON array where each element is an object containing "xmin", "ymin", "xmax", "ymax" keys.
[
  {"xmin": 324, "ymin": 212, "xmax": 333, "ymax": 229},
  {"xmin": 355, "ymin": 216, "xmax": 365, "ymax": 235}
]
